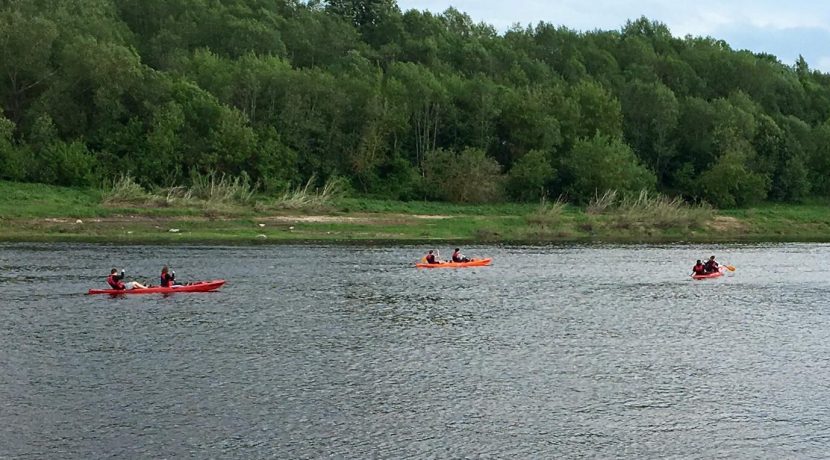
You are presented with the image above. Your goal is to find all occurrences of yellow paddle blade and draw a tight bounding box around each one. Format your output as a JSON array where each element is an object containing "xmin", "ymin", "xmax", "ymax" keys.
[{"xmin": 725, "ymin": 265, "xmax": 736, "ymax": 272}]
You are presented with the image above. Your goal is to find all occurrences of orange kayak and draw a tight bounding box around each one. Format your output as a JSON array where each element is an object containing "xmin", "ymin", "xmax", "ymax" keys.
[
  {"xmin": 691, "ymin": 268, "xmax": 724, "ymax": 280},
  {"xmin": 88, "ymin": 280, "xmax": 226, "ymax": 295},
  {"xmin": 416, "ymin": 258, "xmax": 492, "ymax": 269}
]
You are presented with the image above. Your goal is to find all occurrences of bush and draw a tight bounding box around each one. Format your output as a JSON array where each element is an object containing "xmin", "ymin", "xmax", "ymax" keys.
[
  {"xmin": 507, "ymin": 149, "xmax": 556, "ymax": 201},
  {"xmin": 33, "ymin": 141, "xmax": 97, "ymax": 187},
  {"xmin": 422, "ymin": 147, "xmax": 504, "ymax": 203},
  {"xmin": 700, "ymin": 150, "xmax": 769, "ymax": 208},
  {"xmin": 560, "ymin": 134, "xmax": 656, "ymax": 204},
  {"xmin": 0, "ymin": 117, "xmax": 27, "ymax": 181}
]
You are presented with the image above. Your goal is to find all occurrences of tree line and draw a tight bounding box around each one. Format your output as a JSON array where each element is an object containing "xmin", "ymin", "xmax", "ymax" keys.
[{"xmin": 2, "ymin": 0, "xmax": 830, "ymax": 207}]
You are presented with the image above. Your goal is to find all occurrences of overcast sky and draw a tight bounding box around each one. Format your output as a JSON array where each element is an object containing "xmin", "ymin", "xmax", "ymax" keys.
[{"xmin": 397, "ymin": 0, "xmax": 830, "ymax": 70}]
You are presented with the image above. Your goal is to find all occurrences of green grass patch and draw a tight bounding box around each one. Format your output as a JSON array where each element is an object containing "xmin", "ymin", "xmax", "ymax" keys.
[
  {"xmin": 0, "ymin": 181, "xmax": 104, "ymax": 218},
  {"xmin": 334, "ymin": 197, "xmax": 537, "ymax": 216}
]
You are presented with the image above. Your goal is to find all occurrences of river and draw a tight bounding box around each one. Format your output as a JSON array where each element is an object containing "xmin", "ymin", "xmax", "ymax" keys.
[{"xmin": 1, "ymin": 243, "xmax": 829, "ymax": 458}]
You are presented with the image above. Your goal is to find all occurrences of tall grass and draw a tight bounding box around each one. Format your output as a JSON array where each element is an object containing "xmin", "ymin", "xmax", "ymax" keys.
[
  {"xmin": 267, "ymin": 176, "xmax": 345, "ymax": 210},
  {"xmin": 188, "ymin": 172, "xmax": 256, "ymax": 205},
  {"xmin": 526, "ymin": 195, "xmax": 568, "ymax": 227},
  {"xmin": 586, "ymin": 190, "xmax": 618, "ymax": 215},
  {"xmin": 588, "ymin": 189, "xmax": 713, "ymax": 229},
  {"xmin": 102, "ymin": 175, "xmax": 151, "ymax": 205},
  {"xmin": 103, "ymin": 172, "xmax": 256, "ymax": 208},
  {"xmin": 159, "ymin": 186, "xmax": 193, "ymax": 207}
]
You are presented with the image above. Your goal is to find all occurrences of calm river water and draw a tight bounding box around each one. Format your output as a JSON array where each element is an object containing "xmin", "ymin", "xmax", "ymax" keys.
[{"xmin": 2, "ymin": 243, "xmax": 830, "ymax": 458}]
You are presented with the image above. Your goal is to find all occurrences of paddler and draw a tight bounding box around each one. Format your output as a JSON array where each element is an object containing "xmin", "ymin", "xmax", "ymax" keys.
[
  {"xmin": 424, "ymin": 250, "xmax": 442, "ymax": 264},
  {"xmin": 451, "ymin": 248, "xmax": 470, "ymax": 263},
  {"xmin": 703, "ymin": 256, "xmax": 719, "ymax": 274},
  {"xmin": 692, "ymin": 260, "xmax": 706, "ymax": 276},
  {"xmin": 107, "ymin": 268, "xmax": 147, "ymax": 290},
  {"xmin": 160, "ymin": 266, "xmax": 179, "ymax": 287}
]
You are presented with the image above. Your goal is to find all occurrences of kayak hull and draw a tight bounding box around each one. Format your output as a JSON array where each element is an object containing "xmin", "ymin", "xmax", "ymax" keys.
[
  {"xmin": 88, "ymin": 280, "xmax": 226, "ymax": 295},
  {"xmin": 691, "ymin": 268, "xmax": 725, "ymax": 280},
  {"xmin": 416, "ymin": 258, "xmax": 492, "ymax": 269}
]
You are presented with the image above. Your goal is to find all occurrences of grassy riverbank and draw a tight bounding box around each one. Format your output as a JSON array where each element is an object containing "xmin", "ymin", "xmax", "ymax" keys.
[{"xmin": 1, "ymin": 181, "xmax": 830, "ymax": 244}]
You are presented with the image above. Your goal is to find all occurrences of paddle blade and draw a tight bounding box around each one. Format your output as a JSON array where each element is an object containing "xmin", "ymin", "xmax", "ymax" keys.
[{"xmin": 725, "ymin": 265, "xmax": 736, "ymax": 272}]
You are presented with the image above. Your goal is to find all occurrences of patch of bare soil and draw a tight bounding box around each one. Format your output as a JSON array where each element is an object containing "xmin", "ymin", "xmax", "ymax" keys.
[
  {"xmin": 258, "ymin": 215, "xmax": 371, "ymax": 224},
  {"xmin": 257, "ymin": 214, "xmax": 452, "ymax": 225},
  {"xmin": 35, "ymin": 213, "xmax": 453, "ymax": 226},
  {"xmin": 707, "ymin": 216, "xmax": 749, "ymax": 232}
]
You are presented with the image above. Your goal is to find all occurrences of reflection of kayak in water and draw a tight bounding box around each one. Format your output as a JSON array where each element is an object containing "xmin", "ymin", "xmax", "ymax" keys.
[
  {"xmin": 416, "ymin": 258, "xmax": 492, "ymax": 269},
  {"xmin": 88, "ymin": 280, "xmax": 226, "ymax": 295},
  {"xmin": 691, "ymin": 268, "xmax": 725, "ymax": 280}
]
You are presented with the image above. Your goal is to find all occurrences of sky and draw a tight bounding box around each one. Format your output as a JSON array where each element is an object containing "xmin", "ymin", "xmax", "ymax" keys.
[{"xmin": 396, "ymin": 0, "xmax": 830, "ymax": 71}]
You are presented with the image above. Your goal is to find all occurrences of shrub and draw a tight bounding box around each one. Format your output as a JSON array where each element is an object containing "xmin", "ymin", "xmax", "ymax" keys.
[
  {"xmin": 0, "ymin": 117, "xmax": 27, "ymax": 181},
  {"xmin": 33, "ymin": 141, "xmax": 97, "ymax": 187},
  {"xmin": 507, "ymin": 149, "xmax": 556, "ymax": 202},
  {"xmin": 699, "ymin": 150, "xmax": 769, "ymax": 208},
  {"xmin": 560, "ymin": 134, "xmax": 656, "ymax": 204},
  {"xmin": 422, "ymin": 147, "xmax": 504, "ymax": 203}
]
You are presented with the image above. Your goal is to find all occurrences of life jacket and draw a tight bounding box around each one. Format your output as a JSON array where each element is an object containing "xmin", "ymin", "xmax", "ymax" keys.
[
  {"xmin": 704, "ymin": 261, "xmax": 718, "ymax": 272},
  {"xmin": 160, "ymin": 272, "xmax": 174, "ymax": 287},
  {"xmin": 426, "ymin": 254, "xmax": 437, "ymax": 264},
  {"xmin": 107, "ymin": 274, "xmax": 125, "ymax": 290},
  {"xmin": 693, "ymin": 264, "xmax": 705, "ymax": 274},
  {"xmin": 452, "ymin": 251, "xmax": 462, "ymax": 262}
]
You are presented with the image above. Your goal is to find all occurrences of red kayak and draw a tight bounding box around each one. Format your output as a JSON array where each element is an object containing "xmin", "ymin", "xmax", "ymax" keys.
[
  {"xmin": 416, "ymin": 258, "xmax": 492, "ymax": 269},
  {"xmin": 88, "ymin": 280, "xmax": 226, "ymax": 295},
  {"xmin": 691, "ymin": 268, "xmax": 725, "ymax": 280}
]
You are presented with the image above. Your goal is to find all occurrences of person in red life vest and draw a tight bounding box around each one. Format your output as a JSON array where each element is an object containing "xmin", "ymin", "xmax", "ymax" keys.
[
  {"xmin": 160, "ymin": 266, "xmax": 178, "ymax": 287},
  {"xmin": 692, "ymin": 260, "xmax": 706, "ymax": 276},
  {"xmin": 451, "ymin": 248, "xmax": 470, "ymax": 263},
  {"xmin": 424, "ymin": 250, "xmax": 442, "ymax": 264},
  {"xmin": 703, "ymin": 256, "xmax": 719, "ymax": 274},
  {"xmin": 107, "ymin": 268, "xmax": 147, "ymax": 290}
]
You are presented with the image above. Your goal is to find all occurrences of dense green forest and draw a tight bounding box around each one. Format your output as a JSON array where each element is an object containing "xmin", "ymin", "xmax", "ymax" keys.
[{"xmin": 2, "ymin": 0, "xmax": 830, "ymax": 207}]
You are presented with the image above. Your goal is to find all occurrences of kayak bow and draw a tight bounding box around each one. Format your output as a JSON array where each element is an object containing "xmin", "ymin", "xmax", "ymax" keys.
[{"xmin": 88, "ymin": 279, "xmax": 226, "ymax": 295}]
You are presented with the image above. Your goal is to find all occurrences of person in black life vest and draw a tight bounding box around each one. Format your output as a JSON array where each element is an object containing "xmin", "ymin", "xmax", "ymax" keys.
[
  {"xmin": 107, "ymin": 268, "xmax": 147, "ymax": 290},
  {"xmin": 160, "ymin": 266, "xmax": 178, "ymax": 287},
  {"xmin": 692, "ymin": 260, "xmax": 706, "ymax": 276},
  {"xmin": 703, "ymin": 256, "xmax": 719, "ymax": 274},
  {"xmin": 425, "ymin": 250, "xmax": 441, "ymax": 264},
  {"xmin": 451, "ymin": 248, "xmax": 470, "ymax": 263}
]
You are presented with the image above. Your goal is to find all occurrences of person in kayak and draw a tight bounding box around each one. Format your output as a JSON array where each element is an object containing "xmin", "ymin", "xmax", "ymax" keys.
[
  {"xmin": 703, "ymin": 256, "xmax": 719, "ymax": 274},
  {"xmin": 451, "ymin": 248, "xmax": 470, "ymax": 263},
  {"xmin": 107, "ymin": 268, "xmax": 147, "ymax": 290},
  {"xmin": 692, "ymin": 260, "xmax": 706, "ymax": 276},
  {"xmin": 160, "ymin": 266, "xmax": 179, "ymax": 288},
  {"xmin": 425, "ymin": 250, "xmax": 442, "ymax": 265}
]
